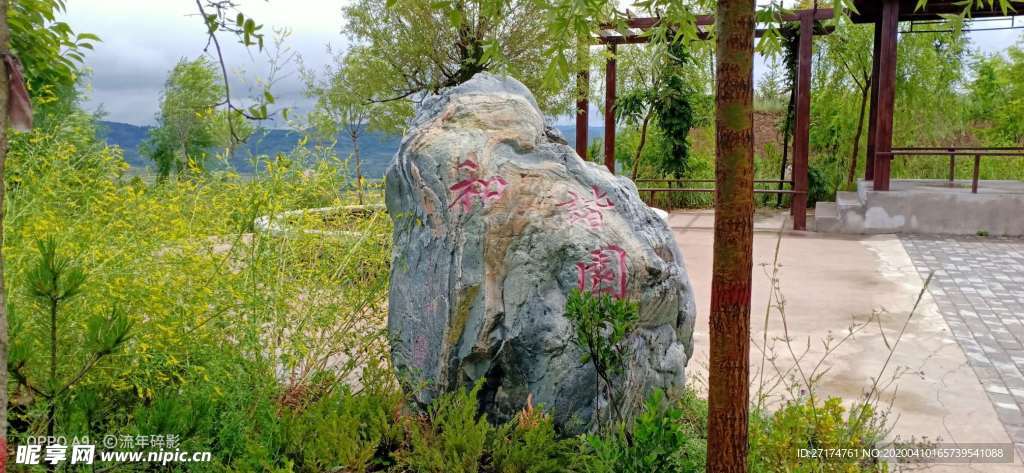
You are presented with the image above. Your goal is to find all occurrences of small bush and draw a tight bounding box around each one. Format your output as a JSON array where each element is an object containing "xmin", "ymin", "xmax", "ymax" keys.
[
  {"xmin": 580, "ymin": 389, "xmax": 707, "ymax": 473},
  {"xmin": 397, "ymin": 383, "xmax": 493, "ymax": 473},
  {"xmin": 749, "ymin": 397, "xmax": 889, "ymax": 473},
  {"xmin": 489, "ymin": 396, "xmax": 580, "ymax": 473},
  {"xmin": 282, "ymin": 387, "xmax": 403, "ymax": 472},
  {"xmin": 393, "ymin": 382, "xmax": 582, "ymax": 473},
  {"xmin": 564, "ymin": 289, "xmax": 639, "ymax": 429}
]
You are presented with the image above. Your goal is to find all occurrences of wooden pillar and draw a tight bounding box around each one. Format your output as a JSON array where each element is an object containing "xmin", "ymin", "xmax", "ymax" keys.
[
  {"xmin": 576, "ymin": 69, "xmax": 589, "ymax": 160},
  {"xmin": 791, "ymin": 13, "xmax": 812, "ymax": 231},
  {"xmin": 947, "ymin": 148, "xmax": 956, "ymax": 185},
  {"xmin": 972, "ymin": 154, "xmax": 980, "ymax": 193},
  {"xmin": 873, "ymin": 0, "xmax": 899, "ymax": 191},
  {"xmin": 604, "ymin": 43, "xmax": 617, "ymax": 174},
  {"xmin": 865, "ymin": 17, "xmax": 882, "ymax": 181}
]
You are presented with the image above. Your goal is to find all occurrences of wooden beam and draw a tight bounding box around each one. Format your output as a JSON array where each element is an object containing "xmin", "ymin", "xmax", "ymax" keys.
[
  {"xmin": 872, "ymin": 0, "xmax": 899, "ymax": 191},
  {"xmin": 786, "ymin": 8, "xmax": 834, "ymax": 22},
  {"xmin": 604, "ymin": 43, "xmax": 617, "ymax": 174},
  {"xmin": 601, "ymin": 8, "xmax": 834, "ymax": 30},
  {"xmin": 596, "ymin": 11, "xmax": 836, "ymax": 44},
  {"xmin": 576, "ymin": 69, "xmax": 589, "ymax": 160},
  {"xmin": 598, "ymin": 35, "xmax": 663, "ymax": 45},
  {"xmin": 597, "ymin": 26, "xmax": 829, "ymax": 44},
  {"xmin": 865, "ymin": 17, "xmax": 882, "ymax": 181},
  {"xmin": 851, "ymin": 0, "xmax": 1024, "ymax": 23},
  {"xmin": 791, "ymin": 12, "xmax": 812, "ymax": 231}
]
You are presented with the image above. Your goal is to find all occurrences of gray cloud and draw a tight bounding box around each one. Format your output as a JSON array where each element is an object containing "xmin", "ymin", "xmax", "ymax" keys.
[
  {"xmin": 67, "ymin": 0, "xmax": 348, "ymax": 125},
  {"xmin": 64, "ymin": 0, "xmax": 1021, "ymax": 126}
]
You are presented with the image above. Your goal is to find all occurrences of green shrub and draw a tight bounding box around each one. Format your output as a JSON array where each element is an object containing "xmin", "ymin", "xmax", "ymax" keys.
[
  {"xmin": 394, "ymin": 383, "xmax": 585, "ymax": 473},
  {"xmin": 564, "ymin": 289, "xmax": 639, "ymax": 428},
  {"xmin": 749, "ymin": 397, "xmax": 889, "ymax": 473},
  {"xmin": 580, "ymin": 389, "xmax": 706, "ymax": 473},
  {"xmin": 282, "ymin": 387, "xmax": 403, "ymax": 472},
  {"xmin": 398, "ymin": 383, "xmax": 492, "ymax": 473},
  {"xmin": 5, "ymin": 107, "xmax": 390, "ymax": 471},
  {"xmin": 807, "ymin": 162, "xmax": 834, "ymax": 207},
  {"xmin": 490, "ymin": 397, "xmax": 580, "ymax": 473}
]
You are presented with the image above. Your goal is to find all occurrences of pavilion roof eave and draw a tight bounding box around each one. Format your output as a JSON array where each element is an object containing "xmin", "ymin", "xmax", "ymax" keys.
[
  {"xmin": 599, "ymin": 8, "xmax": 834, "ymax": 30},
  {"xmin": 594, "ymin": 8, "xmax": 835, "ymax": 45},
  {"xmin": 595, "ymin": 27, "xmax": 833, "ymax": 45},
  {"xmin": 850, "ymin": 0, "xmax": 1024, "ymax": 23}
]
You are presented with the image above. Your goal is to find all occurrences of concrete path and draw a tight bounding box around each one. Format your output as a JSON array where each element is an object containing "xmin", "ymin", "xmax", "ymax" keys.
[
  {"xmin": 901, "ymin": 235, "xmax": 1024, "ymax": 455},
  {"xmin": 670, "ymin": 209, "xmax": 1022, "ymax": 471}
]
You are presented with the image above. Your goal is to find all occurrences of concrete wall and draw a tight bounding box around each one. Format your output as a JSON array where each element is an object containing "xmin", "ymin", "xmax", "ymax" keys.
[{"xmin": 817, "ymin": 180, "xmax": 1024, "ymax": 236}]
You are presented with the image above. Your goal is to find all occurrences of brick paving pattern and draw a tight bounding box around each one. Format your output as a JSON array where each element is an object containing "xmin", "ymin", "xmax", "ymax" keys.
[{"xmin": 901, "ymin": 235, "xmax": 1024, "ymax": 450}]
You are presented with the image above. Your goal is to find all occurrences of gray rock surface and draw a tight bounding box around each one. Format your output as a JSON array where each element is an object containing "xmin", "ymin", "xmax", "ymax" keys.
[{"xmin": 385, "ymin": 73, "xmax": 696, "ymax": 432}]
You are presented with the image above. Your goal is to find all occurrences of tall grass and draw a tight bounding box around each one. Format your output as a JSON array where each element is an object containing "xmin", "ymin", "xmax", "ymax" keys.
[{"xmin": 5, "ymin": 110, "xmax": 393, "ymax": 467}]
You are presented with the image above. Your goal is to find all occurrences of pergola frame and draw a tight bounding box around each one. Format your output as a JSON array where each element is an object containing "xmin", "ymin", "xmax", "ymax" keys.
[{"xmin": 575, "ymin": 8, "xmax": 834, "ymax": 230}]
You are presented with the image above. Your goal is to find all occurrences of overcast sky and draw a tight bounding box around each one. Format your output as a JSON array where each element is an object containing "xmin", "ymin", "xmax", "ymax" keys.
[
  {"xmin": 64, "ymin": 0, "xmax": 1022, "ymax": 126},
  {"xmin": 67, "ymin": 0, "xmax": 349, "ymax": 125}
]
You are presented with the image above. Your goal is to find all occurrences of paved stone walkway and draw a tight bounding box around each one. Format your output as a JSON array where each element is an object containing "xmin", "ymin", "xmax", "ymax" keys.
[{"xmin": 901, "ymin": 235, "xmax": 1024, "ymax": 450}]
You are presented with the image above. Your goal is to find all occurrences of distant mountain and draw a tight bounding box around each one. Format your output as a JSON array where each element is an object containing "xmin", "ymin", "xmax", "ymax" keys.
[
  {"xmin": 98, "ymin": 121, "xmax": 151, "ymax": 168},
  {"xmin": 96, "ymin": 121, "xmax": 604, "ymax": 178}
]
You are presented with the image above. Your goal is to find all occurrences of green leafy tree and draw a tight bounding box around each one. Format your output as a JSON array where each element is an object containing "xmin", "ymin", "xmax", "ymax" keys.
[
  {"xmin": 142, "ymin": 57, "xmax": 248, "ymax": 179},
  {"xmin": 342, "ymin": 0, "xmax": 574, "ymax": 124},
  {"xmin": 967, "ymin": 43, "xmax": 1024, "ymax": 145},
  {"xmin": 807, "ymin": 22, "xmax": 968, "ymax": 194},
  {"xmin": 2, "ymin": 0, "xmax": 99, "ymax": 458},
  {"xmin": 615, "ymin": 42, "xmax": 698, "ymax": 180},
  {"xmin": 193, "ymin": 0, "xmax": 278, "ymax": 146},
  {"xmin": 652, "ymin": 75, "xmax": 696, "ymax": 178},
  {"xmin": 892, "ymin": 27, "xmax": 969, "ymax": 145},
  {"xmin": 0, "ymin": 2, "xmax": 10, "ymax": 463},
  {"xmin": 756, "ymin": 60, "xmax": 786, "ymax": 107},
  {"xmin": 304, "ymin": 46, "xmax": 409, "ymax": 204},
  {"xmin": 817, "ymin": 22, "xmax": 874, "ymax": 186},
  {"xmin": 615, "ymin": 88, "xmax": 659, "ymax": 180},
  {"xmin": 9, "ymin": 0, "xmax": 98, "ymax": 106},
  {"xmin": 616, "ymin": 46, "xmax": 664, "ymax": 181}
]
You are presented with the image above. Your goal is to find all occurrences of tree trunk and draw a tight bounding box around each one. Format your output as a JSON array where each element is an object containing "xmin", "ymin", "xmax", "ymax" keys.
[
  {"xmin": 48, "ymin": 300, "xmax": 57, "ymax": 440},
  {"xmin": 707, "ymin": 0, "xmax": 755, "ymax": 472},
  {"xmin": 0, "ymin": 0, "xmax": 10, "ymax": 467},
  {"xmin": 847, "ymin": 78, "xmax": 871, "ymax": 186},
  {"xmin": 351, "ymin": 131, "xmax": 363, "ymax": 206},
  {"xmin": 630, "ymin": 108, "xmax": 654, "ymax": 181},
  {"xmin": 776, "ymin": 89, "xmax": 795, "ymax": 208}
]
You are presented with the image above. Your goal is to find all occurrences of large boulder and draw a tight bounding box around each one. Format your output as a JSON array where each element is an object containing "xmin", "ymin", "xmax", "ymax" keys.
[{"xmin": 385, "ymin": 73, "xmax": 696, "ymax": 432}]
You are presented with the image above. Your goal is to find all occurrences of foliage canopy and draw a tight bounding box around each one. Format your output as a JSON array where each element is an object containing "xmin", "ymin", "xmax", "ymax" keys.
[
  {"xmin": 141, "ymin": 57, "xmax": 248, "ymax": 179},
  {"xmin": 9, "ymin": 0, "xmax": 98, "ymax": 105}
]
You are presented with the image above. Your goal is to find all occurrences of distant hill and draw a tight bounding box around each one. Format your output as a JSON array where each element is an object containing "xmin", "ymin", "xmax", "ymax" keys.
[{"xmin": 96, "ymin": 121, "xmax": 604, "ymax": 178}]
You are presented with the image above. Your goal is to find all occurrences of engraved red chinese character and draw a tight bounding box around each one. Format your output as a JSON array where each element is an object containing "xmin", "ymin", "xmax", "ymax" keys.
[
  {"xmin": 557, "ymin": 186, "xmax": 614, "ymax": 229},
  {"xmin": 449, "ymin": 156, "xmax": 507, "ymax": 212},
  {"xmin": 576, "ymin": 245, "xmax": 628, "ymax": 299}
]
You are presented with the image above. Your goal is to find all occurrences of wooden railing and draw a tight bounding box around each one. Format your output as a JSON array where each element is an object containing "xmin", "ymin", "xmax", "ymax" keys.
[
  {"xmin": 634, "ymin": 179, "xmax": 799, "ymax": 194},
  {"xmin": 634, "ymin": 179, "xmax": 804, "ymax": 211},
  {"xmin": 879, "ymin": 147, "xmax": 1024, "ymax": 193}
]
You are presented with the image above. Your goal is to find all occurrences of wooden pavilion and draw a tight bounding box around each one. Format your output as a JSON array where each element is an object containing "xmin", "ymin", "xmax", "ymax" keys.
[
  {"xmin": 576, "ymin": 7, "xmax": 833, "ymax": 230},
  {"xmin": 577, "ymin": 1, "xmax": 1024, "ymax": 231},
  {"xmin": 851, "ymin": 0, "xmax": 1024, "ymax": 191}
]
